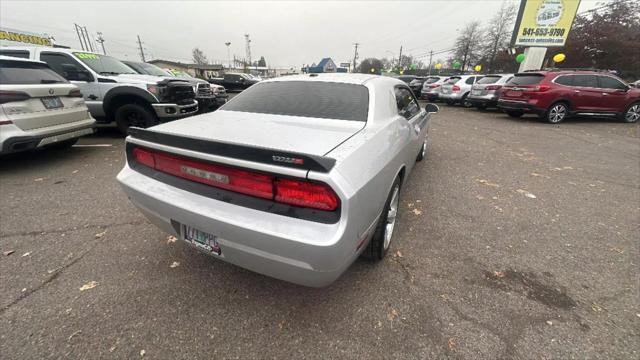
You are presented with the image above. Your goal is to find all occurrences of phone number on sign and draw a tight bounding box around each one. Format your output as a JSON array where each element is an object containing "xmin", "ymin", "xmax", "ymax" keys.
[{"xmin": 521, "ymin": 28, "xmax": 566, "ymax": 37}]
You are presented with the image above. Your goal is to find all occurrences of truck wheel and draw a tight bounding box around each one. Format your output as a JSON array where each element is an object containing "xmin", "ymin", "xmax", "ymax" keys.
[
  {"xmin": 115, "ymin": 103, "xmax": 158, "ymax": 135},
  {"xmin": 362, "ymin": 176, "xmax": 401, "ymax": 261}
]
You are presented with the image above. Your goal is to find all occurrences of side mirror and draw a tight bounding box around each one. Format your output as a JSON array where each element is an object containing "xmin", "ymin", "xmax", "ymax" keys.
[{"xmin": 425, "ymin": 103, "xmax": 439, "ymax": 113}]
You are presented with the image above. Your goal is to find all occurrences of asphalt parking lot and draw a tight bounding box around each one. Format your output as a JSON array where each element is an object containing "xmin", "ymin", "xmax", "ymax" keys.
[{"xmin": 1, "ymin": 103, "xmax": 638, "ymax": 359}]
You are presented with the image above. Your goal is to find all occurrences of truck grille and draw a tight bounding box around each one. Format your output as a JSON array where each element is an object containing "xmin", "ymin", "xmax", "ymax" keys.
[
  {"xmin": 164, "ymin": 82, "xmax": 195, "ymax": 104},
  {"xmin": 196, "ymin": 83, "xmax": 213, "ymax": 96}
]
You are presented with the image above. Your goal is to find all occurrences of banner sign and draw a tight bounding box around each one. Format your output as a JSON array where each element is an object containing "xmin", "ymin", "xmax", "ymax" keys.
[
  {"xmin": 0, "ymin": 28, "xmax": 52, "ymax": 46},
  {"xmin": 510, "ymin": 0, "xmax": 581, "ymax": 47}
]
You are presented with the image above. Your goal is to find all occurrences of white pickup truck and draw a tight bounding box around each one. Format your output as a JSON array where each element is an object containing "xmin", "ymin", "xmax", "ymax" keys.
[{"xmin": 0, "ymin": 46, "xmax": 198, "ymax": 133}]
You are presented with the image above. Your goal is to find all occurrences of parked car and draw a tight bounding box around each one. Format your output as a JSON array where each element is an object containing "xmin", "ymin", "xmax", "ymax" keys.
[
  {"xmin": 122, "ymin": 61, "xmax": 228, "ymax": 113},
  {"xmin": 408, "ymin": 77, "xmax": 426, "ymax": 97},
  {"xmin": 420, "ymin": 76, "xmax": 449, "ymax": 101},
  {"xmin": 467, "ymin": 74, "xmax": 514, "ymax": 109},
  {"xmin": 630, "ymin": 80, "xmax": 640, "ymax": 88},
  {"xmin": 397, "ymin": 75, "xmax": 418, "ymax": 84},
  {"xmin": 439, "ymin": 75, "xmax": 483, "ymax": 106},
  {"xmin": 498, "ymin": 71, "xmax": 640, "ymax": 123},
  {"xmin": 209, "ymin": 73, "xmax": 260, "ymax": 91},
  {"xmin": 0, "ymin": 56, "xmax": 95, "ymax": 154},
  {"xmin": 117, "ymin": 73, "xmax": 439, "ymax": 287},
  {"xmin": 0, "ymin": 47, "xmax": 197, "ymax": 134}
]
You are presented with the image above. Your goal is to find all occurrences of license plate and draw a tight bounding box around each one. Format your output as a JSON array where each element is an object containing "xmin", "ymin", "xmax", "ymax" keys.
[
  {"xmin": 183, "ymin": 225, "xmax": 221, "ymax": 255},
  {"xmin": 41, "ymin": 97, "xmax": 63, "ymax": 109},
  {"xmin": 506, "ymin": 90, "xmax": 522, "ymax": 97},
  {"xmin": 472, "ymin": 89, "xmax": 482, "ymax": 95}
]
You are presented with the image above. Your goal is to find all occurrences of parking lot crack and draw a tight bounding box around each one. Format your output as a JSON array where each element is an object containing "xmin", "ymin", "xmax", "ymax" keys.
[{"xmin": 0, "ymin": 219, "xmax": 146, "ymax": 239}]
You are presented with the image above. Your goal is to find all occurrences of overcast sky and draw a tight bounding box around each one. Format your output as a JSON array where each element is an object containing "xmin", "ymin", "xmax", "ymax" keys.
[{"xmin": 1, "ymin": 0, "xmax": 605, "ymax": 68}]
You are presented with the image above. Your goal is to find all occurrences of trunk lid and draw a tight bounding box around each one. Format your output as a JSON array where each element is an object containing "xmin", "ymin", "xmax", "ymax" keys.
[{"xmin": 149, "ymin": 109, "xmax": 365, "ymax": 156}]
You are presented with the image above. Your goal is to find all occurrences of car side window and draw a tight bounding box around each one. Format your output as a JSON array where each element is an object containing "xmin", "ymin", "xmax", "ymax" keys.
[
  {"xmin": 0, "ymin": 50, "xmax": 30, "ymax": 59},
  {"xmin": 555, "ymin": 75, "xmax": 573, "ymax": 86},
  {"xmin": 572, "ymin": 75, "xmax": 598, "ymax": 88},
  {"xmin": 465, "ymin": 77, "xmax": 475, "ymax": 85},
  {"xmin": 394, "ymin": 87, "xmax": 420, "ymax": 120},
  {"xmin": 599, "ymin": 76, "xmax": 628, "ymax": 90},
  {"xmin": 39, "ymin": 52, "xmax": 92, "ymax": 81}
]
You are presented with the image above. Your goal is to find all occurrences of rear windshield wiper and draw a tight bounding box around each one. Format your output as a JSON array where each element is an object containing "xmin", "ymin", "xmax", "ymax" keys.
[
  {"xmin": 99, "ymin": 71, "xmax": 122, "ymax": 75},
  {"xmin": 40, "ymin": 79, "xmax": 65, "ymax": 84}
]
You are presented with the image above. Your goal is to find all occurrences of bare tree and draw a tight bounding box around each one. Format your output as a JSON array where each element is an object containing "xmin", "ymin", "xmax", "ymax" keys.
[
  {"xmin": 453, "ymin": 21, "xmax": 484, "ymax": 73},
  {"xmin": 482, "ymin": 1, "xmax": 517, "ymax": 72},
  {"xmin": 192, "ymin": 48, "xmax": 208, "ymax": 65}
]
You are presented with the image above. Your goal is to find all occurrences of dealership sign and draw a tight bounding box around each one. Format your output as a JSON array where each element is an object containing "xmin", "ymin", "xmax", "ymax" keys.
[
  {"xmin": 510, "ymin": 0, "xmax": 581, "ymax": 47},
  {"xmin": 0, "ymin": 27, "xmax": 52, "ymax": 46}
]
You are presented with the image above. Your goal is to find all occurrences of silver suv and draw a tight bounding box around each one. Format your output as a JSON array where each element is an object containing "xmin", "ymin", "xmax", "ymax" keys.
[
  {"xmin": 467, "ymin": 74, "xmax": 513, "ymax": 109},
  {"xmin": 439, "ymin": 75, "xmax": 483, "ymax": 107},
  {"xmin": 420, "ymin": 76, "xmax": 449, "ymax": 101}
]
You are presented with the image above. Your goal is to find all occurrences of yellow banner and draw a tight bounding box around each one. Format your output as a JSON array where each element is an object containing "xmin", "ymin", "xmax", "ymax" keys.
[
  {"xmin": 511, "ymin": 0, "xmax": 581, "ymax": 47},
  {"xmin": 0, "ymin": 29, "xmax": 52, "ymax": 46}
]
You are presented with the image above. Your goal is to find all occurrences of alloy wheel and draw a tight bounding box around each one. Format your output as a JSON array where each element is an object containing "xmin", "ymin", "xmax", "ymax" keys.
[
  {"xmin": 625, "ymin": 104, "xmax": 640, "ymax": 123},
  {"xmin": 548, "ymin": 104, "xmax": 567, "ymax": 123},
  {"xmin": 383, "ymin": 184, "xmax": 400, "ymax": 250}
]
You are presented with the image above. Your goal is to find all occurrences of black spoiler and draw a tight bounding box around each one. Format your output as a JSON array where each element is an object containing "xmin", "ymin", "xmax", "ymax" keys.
[{"xmin": 127, "ymin": 127, "xmax": 336, "ymax": 173}]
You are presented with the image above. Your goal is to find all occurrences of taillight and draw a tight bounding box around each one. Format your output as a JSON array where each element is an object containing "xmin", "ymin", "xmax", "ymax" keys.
[
  {"xmin": 132, "ymin": 147, "xmax": 339, "ymax": 211},
  {"xmin": 485, "ymin": 85, "xmax": 502, "ymax": 91},
  {"xmin": 452, "ymin": 85, "xmax": 460, "ymax": 92},
  {"xmin": 0, "ymin": 90, "xmax": 31, "ymax": 105},
  {"xmin": 532, "ymin": 85, "xmax": 551, "ymax": 92},
  {"xmin": 68, "ymin": 89, "xmax": 83, "ymax": 97},
  {"xmin": 429, "ymin": 84, "xmax": 440, "ymax": 89},
  {"xmin": 275, "ymin": 178, "xmax": 339, "ymax": 211}
]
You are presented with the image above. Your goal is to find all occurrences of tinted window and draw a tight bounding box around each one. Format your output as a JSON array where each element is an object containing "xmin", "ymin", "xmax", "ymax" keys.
[
  {"xmin": 477, "ymin": 76, "xmax": 501, "ymax": 84},
  {"xmin": 0, "ymin": 60, "xmax": 67, "ymax": 85},
  {"xmin": 424, "ymin": 77, "xmax": 440, "ymax": 84},
  {"xmin": 398, "ymin": 76, "xmax": 416, "ymax": 83},
  {"xmin": 0, "ymin": 50, "xmax": 30, "ymax": 59},
  {"xmin": 39, "ymin": 52, "xmax": 91, "ymax": 81},
  {"xmin": 572, "ymin": 75, "xmax": 598, "ymax": 88},
  {"xmin": 555, "ymin": 75, "xmax": 573, "ymax": 86},
  {"xmin": 395, "ymin": 87, "xmax": 420, "ymax": 120},
  {"xmin": 507, "ymin": 74, "xmax": 544, "ymax": 85},
  {"xmin": 465, "ymin": 77, "xmax": 476, "ymax": 85},
  {"xmin": 445, "ymin": 77, "xmax": 461, "ymax": 84},
  {"xmin": 599, "ymin": 76, "xmax": 627, "ymax": 90},
  {"xmin": 221, "ymin": 81, "xmax": 369, "ymax": 121}
]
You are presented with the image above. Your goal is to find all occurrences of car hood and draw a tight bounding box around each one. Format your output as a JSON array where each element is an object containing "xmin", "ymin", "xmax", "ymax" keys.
[{"xmin": 149, "ymin": 110, "xmax": 365, "ymax": 156}]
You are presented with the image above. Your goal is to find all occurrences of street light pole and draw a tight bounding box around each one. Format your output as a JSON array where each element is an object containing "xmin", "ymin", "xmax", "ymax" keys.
[{"xmin": 225, "ymin": 42, "xmax": 231, "ymax": 69}]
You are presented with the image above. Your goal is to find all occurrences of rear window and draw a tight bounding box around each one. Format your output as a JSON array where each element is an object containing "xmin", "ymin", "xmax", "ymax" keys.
[
  {"xmin": 507, "ymin": 74, "xmax": 544, "ymax": 85},
  {"xmin": 0, "ymin": 60, "xmax": 67, "ymax": 85},
  {"xmin": 221, "ymin": 81, "xmax": 369, "ymax": 122},
  {"xmin": 445, "ymin": 77, "xmax": 461, "ymax": 84},
  {"xmin": 424, "ymin": 77, "xmax": 440, "ymax": 84},
  {"xmin": 477, "ymin": 76, "xmax": 501, "ymax": 84}
]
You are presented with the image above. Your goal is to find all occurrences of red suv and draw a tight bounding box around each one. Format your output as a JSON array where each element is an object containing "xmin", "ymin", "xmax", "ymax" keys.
[{"xmin": 497, "ymin": 71, "xmax": 640, "ymax": 123}]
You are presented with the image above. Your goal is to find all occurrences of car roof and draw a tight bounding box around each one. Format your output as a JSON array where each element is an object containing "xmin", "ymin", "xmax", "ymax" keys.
[
  {"xmin": 264, "ymin": 73, "xmax": 380, "ymax": 85},
  {"xmin": 0, "ymin": 55, "xmax": 44, "ymax": 64},
  {"xmin": 1, "ymin": 45, "xmax": 101, "ymax": 56}
]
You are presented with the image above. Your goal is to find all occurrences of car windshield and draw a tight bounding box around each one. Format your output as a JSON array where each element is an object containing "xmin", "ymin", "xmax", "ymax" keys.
[
  {"xmin": 0, "ymin": 60, "xmax": 67, "ymax": 84},
  {"xmin": 221, "ymin": 81, "xmax": 369, "ymax": 121},
  {"xmin": 476, "ymin": 76, "xmax": 501, "ymax": 84},
  {"xmin": 507, "ymin": 74, "xmax": 544, "ymax": 85},
  {"xmin": 138, "ymin": 63, "xmax": 171, "ymax": 77},
  {"xmin": 73, "ymin": 52, "xmax": 137, "ymax": 75}
]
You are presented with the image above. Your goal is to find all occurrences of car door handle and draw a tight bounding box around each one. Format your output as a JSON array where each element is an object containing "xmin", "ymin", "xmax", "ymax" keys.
[
  {"xmin": 573, "ymin": 90, "xmax": 580, "ymax": 93},
  {"xmin": 87, "ymin": 94, "xmax": 98, "ymax": 100},
  {"xmin": 601, "ymin": 93, "xmax": 608, "ymax": 96}
]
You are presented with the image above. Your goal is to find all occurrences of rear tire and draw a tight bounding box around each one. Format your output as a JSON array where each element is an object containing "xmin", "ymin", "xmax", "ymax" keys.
[
  {"xmin": 475, "ymin": 104, "xmax": 487, "ymax": 110},
  {"xmin": 362, "ymin": 176, "xmax": 401, "ymax": 261},
  {"xmin": 622, "ymin": 102, "xmax": 640, "ymax": 123},
  {"xmin": 461, "ymin": 94, "xmax": 472, "ymax": 108},
  {"xmin": 416, "ymin": 140, "xmax": 427, "ymax": 161},
  {"xmin": 546, "ymin": 102, "xmax": 569, "ymax": 124},
  {"xmin": 115, "ymin": 103, "xmax": 158, "ymax": 135},
  {"xmin": 446, "ymin": 100, "xmax": 455, "ymax": 106},
  {"xmin": 506, "ymin": 110, "xmax": 524, "ymax": 118}
]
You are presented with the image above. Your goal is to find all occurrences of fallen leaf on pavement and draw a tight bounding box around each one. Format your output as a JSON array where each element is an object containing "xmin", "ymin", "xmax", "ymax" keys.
[
  {"xmin": 79, "ymin": 281, "xmax": 98, "ymax": 291},
  {"xmin": 166, "ymin": 235, "xmax": 177, "ymax": 243},
  {"xmin": 3, "ymin": 250, "xmax": 14, "ymax": 256},
  {"xmin": 140, "ymin": 349, "xmax": 146, "ymax": 357},
  {"xmin": 95, "ymin": 230, "xmax": 107, "ymax": 239},
  {"xmin": 476, "ymin": 179, "xmax": 499, "ymax": 187},
  {"xmin": 516, "ymin": 189, "xmax": 537, "ymax": 199},
  {"xmin": 22, "ymin": 252, "xmax": 31, "ymax": 257},
  {"xmin": 412, "ymin": 208, "xmax": 423, "ymax": 215},
  {"xmin": 72, "ymin": 170, "xmax": 79, "ymax": 174},
  {"xmin": 170, "ymin": 261, "xmax": 180, "ymax": 268},
  {"xmin": 476, "ymin": 195, "xmax": 485, "ymax": 200},
  {"xmin": 416, "ymin": 200, "xmax": 421, "ymax": 203},
  {"xmin": 407, "ymin": 203, "xmax": 414, "ymax": 208},
  {"xmin": 493, "ymin": 271, "xmax": 505, "ymax": 278},
  {"xmin": 387, "ymin": 308, "xmax": 399, "ymax": 321},
  {"xmin": 21, "ymin": 288, "xmax": 27, "ymax": 292},
  {"xmin": 278, "ymin": 320, "xmax": 285, "ymax": 330},
  {"xmin": 67, "ymin": 330, "xmax": 81, "ymax": 341},
  {"xmin": 546, "ymin": 320, "xmax": 553, "ymax": 326},
  {"xmin": 591, "ymin": 303, "xmax": 603, "ymax": 312},
  {"xmin": 395, "ymin": 250, "xmax": 403, "ymax": 258},
  {"xmin": 448, "ymin": 338, "xmax": 456, "ymax": 351},
  {"xmin": 34, "ymin": 177, "xmax": 44, "ymax": 182}
]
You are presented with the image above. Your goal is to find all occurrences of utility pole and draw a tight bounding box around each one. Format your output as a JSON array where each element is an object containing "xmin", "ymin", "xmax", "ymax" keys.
[
  {"xmin": 137, "ymin": 35, "xmax": 146, "ymax": 62},
  {"xmin": 427, "ymin": 50, "xmax": 433, "ymax": 75},
  {"xmin": 244, "ymin": 34, "xmax": 252, "ymax": 72},
  {"xmin": 225, "ymin": 42, "xmax": 231, "ymax": 69},
  {"xmin": 74, "ymin": 24, "xmax": 85, "ymax": 50},
  {"xmin": 96, "ymin": 32, "xmax": 106, "ymax": 55},
  {"xmin": 398, "ymin": 45, "xmax": 403, "ymax": 70},
  {"xmin": 352, "ymin": 43, "xmax": 360, "ymax": 72},
  {"xmin": 82, "ymin": 27, "xmax": 93, "ymax": 52}
]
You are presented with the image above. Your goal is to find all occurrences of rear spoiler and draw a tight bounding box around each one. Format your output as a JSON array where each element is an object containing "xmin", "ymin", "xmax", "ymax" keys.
[{"xmin": 127, "ymin": 127, "xmax": 336, "ymax": 173}]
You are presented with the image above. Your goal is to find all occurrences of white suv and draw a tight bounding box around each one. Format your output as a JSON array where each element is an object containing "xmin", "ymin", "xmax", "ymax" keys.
[
  {"xmin": 439, "ymin": 75, "xmax": 483, "ymax": 107},
  {"xmin": 0, "ymin": 56, "xmax": 95, "ymax": 154}
]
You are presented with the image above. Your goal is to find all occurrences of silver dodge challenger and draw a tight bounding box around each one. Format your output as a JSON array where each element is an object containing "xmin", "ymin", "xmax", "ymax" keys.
[{"xmin": 117, "ymin": 73, "xmax": 438, "ymax": 287}]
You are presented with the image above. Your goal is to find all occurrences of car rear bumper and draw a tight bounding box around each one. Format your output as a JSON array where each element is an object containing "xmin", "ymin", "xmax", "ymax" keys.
[
  {"xmin": 117, "ymin": 164, "xmax": 366, "ymax": 287},
  {"xmin": 439, "ymin": 92, "xmax": 464, "ymax": 101},
  {"xmin": 421, "ymin": 92, "xmax": 439, "ymax": 100},
  {"xmin": 0, "ymin": 117, "xmax": 95, "ymax": 155},
  {"xmin": 497, "ymin": 99, "xmax": 546, "ymax": 114},
  {"xmin": 467, "ymin": 94, "xmax": 499, "ymax": 107},
  {"xmin": 153, "ymin": 100, "xmax": 199, "ymax": 119}
]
